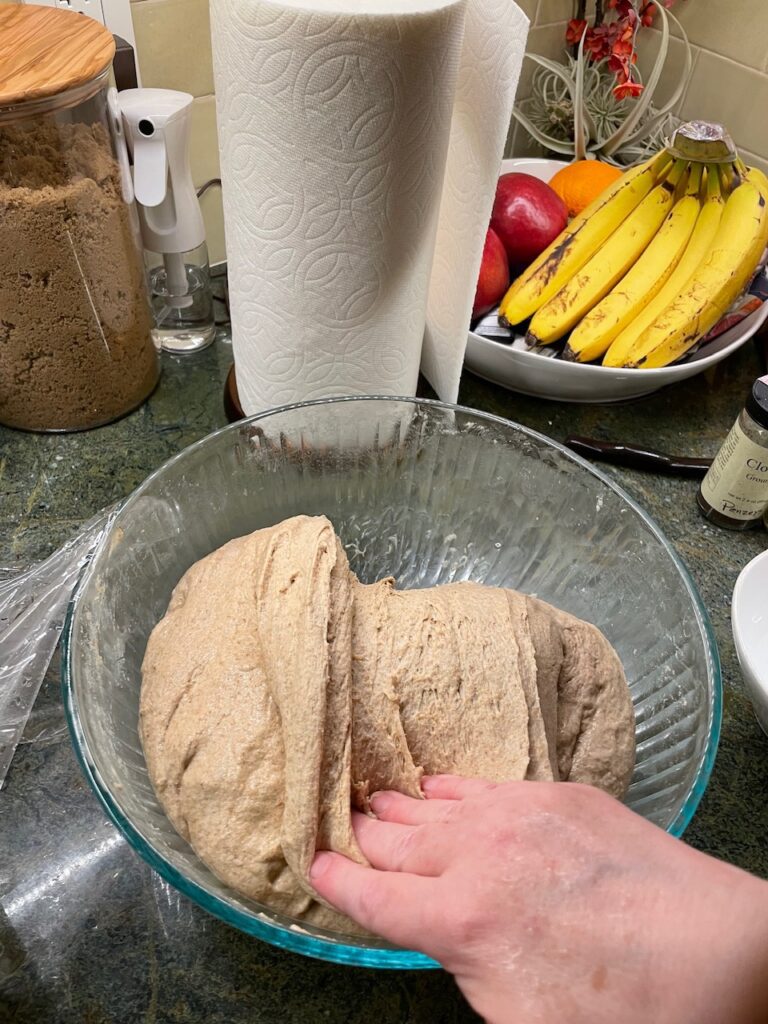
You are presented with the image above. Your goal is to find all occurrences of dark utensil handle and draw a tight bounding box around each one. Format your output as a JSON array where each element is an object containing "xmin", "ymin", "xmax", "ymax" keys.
[{"xmin": 565, "ymin": 435, "xmax": 712, "ymax": 477}]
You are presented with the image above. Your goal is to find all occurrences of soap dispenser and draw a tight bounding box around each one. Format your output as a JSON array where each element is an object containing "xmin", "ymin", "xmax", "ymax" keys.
[{"xmin": 118, "ymin": 88, "xmax": 215, "ymax": 353}]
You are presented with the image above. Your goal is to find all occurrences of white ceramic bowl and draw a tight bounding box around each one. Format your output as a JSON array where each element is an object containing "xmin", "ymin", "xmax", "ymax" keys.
[
  {"xmin": 732, "ymin": 547, "xmax": 768, "ymax": 735},
  {"xmin": 465, "ymin": 158, "xmax": 768, "ymax": 403}
]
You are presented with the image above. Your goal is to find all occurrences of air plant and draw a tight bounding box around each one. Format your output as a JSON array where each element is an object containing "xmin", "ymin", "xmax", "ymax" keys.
[{"xmin": 514, "ymin": 0, "xmax": 692, "ymax": 166}]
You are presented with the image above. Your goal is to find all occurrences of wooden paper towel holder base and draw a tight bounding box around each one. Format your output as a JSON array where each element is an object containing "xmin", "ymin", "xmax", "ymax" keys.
[
  {"xmin": 224, "ymin": 363, "xmax": 441, "ymax": 424},
  {"xmin": 223, "ymin": 364, "xmax": 244, "ymax": 423}
]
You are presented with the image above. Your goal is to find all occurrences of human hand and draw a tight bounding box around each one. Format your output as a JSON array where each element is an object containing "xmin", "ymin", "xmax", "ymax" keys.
[{"xmin": 310, "ymin": 776, "xmax": 768, "ymax": 1024}]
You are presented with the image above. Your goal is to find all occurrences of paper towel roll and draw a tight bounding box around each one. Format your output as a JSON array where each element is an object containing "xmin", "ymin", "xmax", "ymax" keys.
[{"xmin": 211, "ymin": 0, "xmax": 528, "ymax": 413}]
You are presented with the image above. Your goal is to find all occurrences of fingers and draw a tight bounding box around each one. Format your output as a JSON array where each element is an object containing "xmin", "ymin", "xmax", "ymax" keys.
[
  {"xmin": 370, "ymin": 790, "xmax": 458, "ymax": 825},
  {"xmin": 352, "ymin": 811, "xmax": 450, "ymax": 876},
  {"xmin": 368, "ymin": 776, "xmax": 498, "ymax": 824},
  {"xmin": 421, "ymin": 774, "xmax": 497, "ymax": 801},
  {"xmin": 309, "ymin": 851, "xmax": 437, "ymax": 950}
]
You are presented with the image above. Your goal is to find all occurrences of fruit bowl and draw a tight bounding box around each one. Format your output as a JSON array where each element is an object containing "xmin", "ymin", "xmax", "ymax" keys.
[
  {"xmin": 63, "ymin": 397, "xmax": 721, "ymax": 967},
  {"xmin": 465, "ymin": 158, "xmax": 768, "ymax": 403}
]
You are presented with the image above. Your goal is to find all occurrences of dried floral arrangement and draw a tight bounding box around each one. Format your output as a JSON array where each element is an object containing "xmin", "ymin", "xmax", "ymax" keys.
[{"xmin": 514, "ymin": 0, "xmax": 693, "ymax": 165}]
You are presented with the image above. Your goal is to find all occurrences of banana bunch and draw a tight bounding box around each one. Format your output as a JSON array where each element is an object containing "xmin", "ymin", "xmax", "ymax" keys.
[{"xmin": 498, "ymin": 123, "xmax": 768, "ymax": 370}]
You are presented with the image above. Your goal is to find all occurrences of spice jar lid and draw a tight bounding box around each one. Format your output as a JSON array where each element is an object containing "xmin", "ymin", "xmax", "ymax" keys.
[
  {"xmin": 0, "ymin": 5, "xmax": 115, "ymax": 110},
  {"xmin": 746, "ymin": 374, "xmax": 768, "ymax": 431}
]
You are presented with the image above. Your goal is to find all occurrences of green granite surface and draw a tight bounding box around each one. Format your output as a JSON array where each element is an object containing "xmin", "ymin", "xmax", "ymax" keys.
[{"xmin": 1, "ymin": 329, "xmax": 767, "ymax": 1023}]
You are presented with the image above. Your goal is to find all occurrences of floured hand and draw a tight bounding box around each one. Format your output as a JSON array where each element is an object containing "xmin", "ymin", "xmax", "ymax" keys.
[{"xmin": 311, "ymin": 775, "xmax": 768, "ymax": 1024}]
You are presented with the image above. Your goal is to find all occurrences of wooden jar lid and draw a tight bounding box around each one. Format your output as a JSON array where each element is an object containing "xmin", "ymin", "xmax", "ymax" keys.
[{"xmin": 0, "ymin": 5, "xmax": 115, "ymax": 109}]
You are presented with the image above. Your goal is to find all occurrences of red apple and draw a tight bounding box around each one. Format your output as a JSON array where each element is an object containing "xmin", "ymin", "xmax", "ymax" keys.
[
  {"xmin": 472, "ymin": 226, "xmax": 510, "ymax": 320},
  {"xmin": 490, "ymin": 173, "xmax": 568, "ymax": 272}
]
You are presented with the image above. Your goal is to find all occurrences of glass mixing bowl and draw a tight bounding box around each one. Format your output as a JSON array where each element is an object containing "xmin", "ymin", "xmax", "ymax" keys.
[{"xmin": 63, "ymin": 397, "xmax": 721, "ymax": 969}]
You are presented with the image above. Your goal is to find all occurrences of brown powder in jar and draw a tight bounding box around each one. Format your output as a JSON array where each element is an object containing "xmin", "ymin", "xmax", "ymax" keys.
[{"xmin": 0, "ymin": 118, "xmax": 158, "ymax": 431}]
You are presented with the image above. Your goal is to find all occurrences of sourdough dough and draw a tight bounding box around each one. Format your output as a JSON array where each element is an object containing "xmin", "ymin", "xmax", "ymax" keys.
[{"xmin": 140, "ymin": 515, "xmax": 635, "ymax": 932}]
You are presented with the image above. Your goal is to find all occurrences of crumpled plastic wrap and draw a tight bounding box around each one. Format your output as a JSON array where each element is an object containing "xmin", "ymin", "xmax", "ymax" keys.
[{"xmin": 0, "ymin": 505, "xmax": 119, "ymax": 788}]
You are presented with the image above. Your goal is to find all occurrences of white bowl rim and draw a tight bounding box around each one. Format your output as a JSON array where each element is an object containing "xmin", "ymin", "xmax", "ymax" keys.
[
  {"xmin": 469, "ymin": 302, "xmax": 768, "ymax": 378},
  {"xmin": 732, "ymin": 546, "xmax": 768, "ymax": 696}
]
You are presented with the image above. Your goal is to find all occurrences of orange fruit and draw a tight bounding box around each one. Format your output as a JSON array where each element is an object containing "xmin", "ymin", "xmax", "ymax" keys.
[{"xmin": 548, "ymin": 160, "xmax": 624, "ymax": 218}]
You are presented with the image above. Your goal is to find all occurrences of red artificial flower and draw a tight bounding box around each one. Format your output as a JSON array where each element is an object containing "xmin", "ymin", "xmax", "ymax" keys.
[
  {"xmin": 608, "ymin": 0, "xmax": 636, "ymax": 18},
  {"xmin": 610, "ymin": 0, "xmax": 638, "ymax": 19},
  {"xmin": 612, "ymin": 36, "xmax": 634, "ymax": 58},
  {"xmin": 615, "ymin": 17, "xmax": 638, "ymax": 45},
  {"xmin": 639, "ymin": 1, "xmax": 655, "ymax": 24},
  {"xmin": 607, "ymin": 52, "xmax": 631, "ymax": 77},
  {"xmin": 613, "ymin": 79, "xmax": 645, "ymax": 99},
  {"xmin": 584, "ymin": 23, "xmax": 611, "ymax": 59},
  {"xmin": 640, "ymin": 0, "xmax": 677, "ymax": 25},
  {"xmin": 567, "ymin": 0, "xmax": 677, "ymax": 87},
  {"xmin": 566, "ymin": 18, "xmax": 588, "ymax": 44}
]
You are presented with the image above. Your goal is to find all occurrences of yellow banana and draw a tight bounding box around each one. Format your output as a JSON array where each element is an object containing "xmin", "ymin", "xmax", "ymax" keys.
[
  {"xmin": 564, "ymin": 178, "xmax": 701, "ymax": 363},
  {"xmin": 603, "ymin": 165, "xmax": 725, "ymax": 368},
  {"xmin": 498, "ymin": 151, "xmax": 670, "ymax": 327},
  {"xmin": 629, "ymin": 178, "xmax": 768, "ymax": 369},
  {"xmin": 526, "ymin": 168, "xmax": 682, "ymax": 347},
  {"xmin": 718, "ymin": 161, "xmax": 738, "ymax": 195},
  {"xmin": 746, "ymin": 163, "xmax": 768, "ymax": 201}
]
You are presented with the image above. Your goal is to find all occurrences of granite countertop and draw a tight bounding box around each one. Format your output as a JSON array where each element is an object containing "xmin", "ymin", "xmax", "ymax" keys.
[{"xmin": 1, "ymin": 329, "xmax": 768, "ymax": 1024}]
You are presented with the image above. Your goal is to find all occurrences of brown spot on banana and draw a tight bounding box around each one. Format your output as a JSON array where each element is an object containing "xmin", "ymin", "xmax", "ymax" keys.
[{"xmin": 536, "ymin": 242, "xmax": 571, "ymax": 287}]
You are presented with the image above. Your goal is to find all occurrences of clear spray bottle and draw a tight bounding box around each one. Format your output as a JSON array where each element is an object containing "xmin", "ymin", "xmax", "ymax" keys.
[{"xmin": 118, "ymin": 88, "xmax": 215, "ymax": 353}]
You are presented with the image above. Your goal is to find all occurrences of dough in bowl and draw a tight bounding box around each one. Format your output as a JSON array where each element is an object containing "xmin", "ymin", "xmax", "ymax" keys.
[{"xmin": 140, "ymin": 515, "xmax": 634, "ymax": 932}]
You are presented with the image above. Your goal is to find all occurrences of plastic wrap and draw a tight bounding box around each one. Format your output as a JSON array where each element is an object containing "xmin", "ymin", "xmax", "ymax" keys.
[{"xmin": 0, "ymin": 505, "xmax": 119, "ymax": 787}]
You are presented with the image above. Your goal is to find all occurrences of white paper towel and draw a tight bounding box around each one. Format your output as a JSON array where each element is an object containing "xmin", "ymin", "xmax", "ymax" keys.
[
  {"xmin": 211, "ymin": 0, "xmax": 528, "ymax": 413},
  {"xmin": 422, "ymin": 0, "xmax": 529, "ymax": 401}
]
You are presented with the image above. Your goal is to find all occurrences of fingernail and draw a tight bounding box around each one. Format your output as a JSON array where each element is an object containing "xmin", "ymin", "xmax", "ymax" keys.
[
  {"xmin": 369, "ymin": 792, "xmax": 390, "ymax": 815},
  {"xmin": 309, "ymin": 851, "xmax": 333, "ymax": 881}
]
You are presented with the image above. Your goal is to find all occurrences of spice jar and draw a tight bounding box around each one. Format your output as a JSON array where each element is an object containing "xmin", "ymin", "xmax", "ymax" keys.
[
  {"xmin": 0, "ymin": 6, "xmax": 158, "ymax": 432},
  {"xmin": 697, "ymin": 374, "xmax": 768, "ymax": 529}
]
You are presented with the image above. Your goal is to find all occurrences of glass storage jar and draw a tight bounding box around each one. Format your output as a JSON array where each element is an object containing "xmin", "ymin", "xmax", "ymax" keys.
[{"xmin": 0, "ymin": 5, "xmax": 159, "ymax": 432}]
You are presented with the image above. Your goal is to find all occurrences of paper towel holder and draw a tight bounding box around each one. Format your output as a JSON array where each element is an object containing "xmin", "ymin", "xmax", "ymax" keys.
[{"xmin": 224, "ymin": 364, "xmax": 245, "ymax": 423}]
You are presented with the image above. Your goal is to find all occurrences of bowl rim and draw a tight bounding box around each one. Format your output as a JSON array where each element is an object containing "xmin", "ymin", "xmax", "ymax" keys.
[
  {"xmin": 732, "ymin": 547, "xmax": 768, "ymax": 696},
  {"xmin": 62, "ymin": 394, "xmax": 722, "ymax": 969},
  {"xmin": 467, "ymin": 306, "xmax": 768, "ymax": 379}
]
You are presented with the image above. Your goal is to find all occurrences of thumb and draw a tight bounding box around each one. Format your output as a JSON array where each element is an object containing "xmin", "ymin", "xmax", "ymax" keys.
[{"xmin": 310, "ymin": 851, "xmax": 439, "ymax": 953}]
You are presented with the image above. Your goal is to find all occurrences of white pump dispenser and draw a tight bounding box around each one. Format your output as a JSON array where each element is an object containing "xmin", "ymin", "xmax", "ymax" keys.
[{"xmin": 118, "ymin": 88, "xmax": 215, "ymax": 353}]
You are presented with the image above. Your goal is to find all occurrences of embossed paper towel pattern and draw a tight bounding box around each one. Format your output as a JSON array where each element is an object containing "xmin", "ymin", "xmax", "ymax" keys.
[
  {"xmin": 211, "ymin": 0, "xmax": 467, "ymax": 414},
  {"xmin": 422, "ymin": 0, "xmax": 529, "ymax": 402}
]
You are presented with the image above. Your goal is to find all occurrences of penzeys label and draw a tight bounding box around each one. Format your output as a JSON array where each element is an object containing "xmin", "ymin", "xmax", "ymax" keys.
[{"xmin": 700, "ymin": 419, "xmax": 768, "ymax": 520}]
